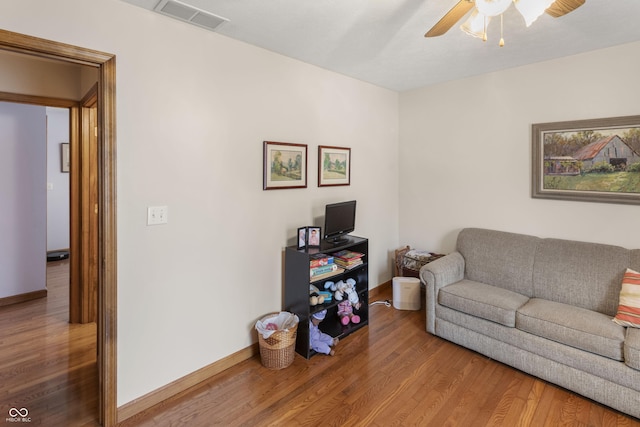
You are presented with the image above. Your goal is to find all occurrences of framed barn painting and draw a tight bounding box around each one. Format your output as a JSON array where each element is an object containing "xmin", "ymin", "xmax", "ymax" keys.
[
  {"xmin": 532, "ymin": 115, "xmax": 640, "ymax": 205},
  {"xmin": 318, "ymin": 145, "xmax": 350, "ymax": 187},
  {"xmin": 263, "ymin": 141, "xmax": 307, "ymax": 190}
]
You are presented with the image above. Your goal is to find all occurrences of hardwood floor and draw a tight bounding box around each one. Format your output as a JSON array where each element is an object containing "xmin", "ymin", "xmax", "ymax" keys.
[
  {"xmin": 120, "ymin": 287, "xmax": 640, "ymax": 427},
  {"xmin": 0, "ymin": 259, "xmax": 98, "ymax": 426},
  {"xmin": 4, "ymin": 263, "xmax": 638, "ymax": 426}
]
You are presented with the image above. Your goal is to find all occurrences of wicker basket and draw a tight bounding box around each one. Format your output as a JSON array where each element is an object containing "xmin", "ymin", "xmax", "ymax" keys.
[{"xmin": 257, "ymin": 313, "xmax": 298, "ymax": 370}]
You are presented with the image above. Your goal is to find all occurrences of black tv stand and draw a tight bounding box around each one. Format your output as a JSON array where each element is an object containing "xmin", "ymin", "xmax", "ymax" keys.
[{"xmin": 284, "ymin": 235, "xmax": 368, "ymax": 358}]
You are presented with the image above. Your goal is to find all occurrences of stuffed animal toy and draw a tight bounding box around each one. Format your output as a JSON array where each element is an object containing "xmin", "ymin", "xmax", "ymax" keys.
[
  {"xmin": 310, "ymin": 285, "xmax": 325, "ymax": 306},
  {"xmin": 328, "ymin": 280, "xmax": 348, "ymax": 301},
  {"xmin": 337, "ymin": 300, "xmax": 360, "ymax": 325},
  {"xmin": 343, "ymin": 278, "xmax": 361, "ymax": 308},
  {"xmin": 324, "ymin": 281, "xmax": 337, "ymax": 294},
  {"xmin": 309, "ymin": 292, "xmax": 325, "ymax": 306},
  {"xmin": 309, "ymin": 310, "xmax": 339, "ymax": 356},
  {"xmin": 337, "ymin": 279, "xmax": 361, "ymax": 325}
]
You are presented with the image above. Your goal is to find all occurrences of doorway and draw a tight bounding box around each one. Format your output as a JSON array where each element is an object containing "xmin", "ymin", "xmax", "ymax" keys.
[{"xmin": 0, "ymin": 29, "xmax": 117, "ymax": 426}]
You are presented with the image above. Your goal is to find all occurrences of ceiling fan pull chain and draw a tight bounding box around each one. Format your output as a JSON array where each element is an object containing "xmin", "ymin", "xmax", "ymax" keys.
[
  {"xmin": 499, "ymin": 14, "xmax": 505, "ymax": 47},
  {"xmin": 483, "ymin": 15, "xmax": 488, "ymax": 41}
]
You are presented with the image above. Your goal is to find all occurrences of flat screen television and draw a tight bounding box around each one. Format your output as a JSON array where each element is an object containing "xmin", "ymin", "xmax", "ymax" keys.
[{"xmin": 323, "ymin": 200, "xmax": 356, "ymax": 244}]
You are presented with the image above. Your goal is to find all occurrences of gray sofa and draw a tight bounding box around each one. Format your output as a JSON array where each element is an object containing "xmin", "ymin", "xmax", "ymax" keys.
[{"xmin": 420, "ymin": 228, "xmax": 640, "ymax": 419}]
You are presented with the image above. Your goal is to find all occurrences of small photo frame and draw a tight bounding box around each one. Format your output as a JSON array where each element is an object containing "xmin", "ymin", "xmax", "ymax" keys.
[
  {"xmin": 61, "ymin": 142, "xmax": 70, "ymax": 173},
  {"xmin": 307, "ymin": 226, "xmax": 321, "ymax": 248},
  {"xmin": 318, "ymin": 145, "xmax": 350, "ymax": 187},
  {"xmin": 297, "ymin": 227, "xmax": 307, "ymax": 249}
]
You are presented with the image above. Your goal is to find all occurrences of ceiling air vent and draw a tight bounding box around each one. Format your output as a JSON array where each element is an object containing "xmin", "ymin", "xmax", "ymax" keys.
[{"xmin": 154, "ymin": 0, "xmax": 229, "ymax": 32}]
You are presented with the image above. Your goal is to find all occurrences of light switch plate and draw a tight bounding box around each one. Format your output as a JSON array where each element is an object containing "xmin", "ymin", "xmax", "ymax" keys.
[{"xmin": 147, "ymin": 206, "xmax": 168, "ymax": 225}]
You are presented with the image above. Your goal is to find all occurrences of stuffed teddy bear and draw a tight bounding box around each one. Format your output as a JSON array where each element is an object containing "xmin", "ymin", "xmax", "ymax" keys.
[
  {"xmin": 309, "ymin": 310, "xmax": 339, "ymax": 355},
  {"xmin": 309, "ymin": 292, "xmax": 325, "ymax": 306},
  {"xmin": 310, "ymin": 285, "xmax": 325, "ymax": 306}
]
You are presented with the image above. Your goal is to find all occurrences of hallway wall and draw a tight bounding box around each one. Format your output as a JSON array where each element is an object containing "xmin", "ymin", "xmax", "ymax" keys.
[{"xmin": 0, "ymin": 101, "xmax": 47, "ymax": 298}]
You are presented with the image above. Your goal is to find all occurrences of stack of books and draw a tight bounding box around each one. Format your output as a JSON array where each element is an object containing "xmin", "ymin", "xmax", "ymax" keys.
[
  {"xmin": 310, "ymin": 253, "xmax": 343, "ymax": 280},
  {"xmin": 332, "ymin": 250, "xmax": 364, "ymax": 270}
]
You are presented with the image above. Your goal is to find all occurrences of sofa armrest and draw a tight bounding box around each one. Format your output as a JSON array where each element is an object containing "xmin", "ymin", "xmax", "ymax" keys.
[{"xmin": 420, "ymin": 251, "xmax": 465, "ymax": 334}]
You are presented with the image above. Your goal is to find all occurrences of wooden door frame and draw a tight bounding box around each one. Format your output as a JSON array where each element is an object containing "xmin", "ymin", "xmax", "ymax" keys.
[
  {"xmin": 69, "ymin": 84, "xmax": 99, "ymax": 324},
  {"xmin": 0, "ymin": 29, "xmax": 118, "ymax": 426}
]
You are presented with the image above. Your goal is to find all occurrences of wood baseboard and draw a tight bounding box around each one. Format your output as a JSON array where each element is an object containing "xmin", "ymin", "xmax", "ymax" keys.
[
  {"xmin": 369, "ymin": 279, "xmax": 391, "ymax": 299},
  {"xmin": 117, "ymin": 342, "xmax": 259, "ymax": 424},
  {"xmin": 0, "ymin": 289, "xmax": 47, "ymax": 307}
]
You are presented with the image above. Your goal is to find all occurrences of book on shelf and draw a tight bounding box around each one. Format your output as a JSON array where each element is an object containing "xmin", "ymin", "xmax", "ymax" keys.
[
  {"xmin": 309, "ymin": 253, "xmax": 334, "ymax": 268},
  {"xmin": 310, "ymin": 263, "xmax": 338, "ymax": 278},
  {"xmin": 332, "ymin": 250, "xmax": 364, "ymax": 268},
  {"xmin": 334, "ymin": 258, "xmax": 364, "ymax": 269},
  {"xmin": 332, "ymin": 250, "xmax": 364, "ymax": 261},
  {"xmin": 310, "ymin": 267, "xmax": 345, "ymax": 282}
]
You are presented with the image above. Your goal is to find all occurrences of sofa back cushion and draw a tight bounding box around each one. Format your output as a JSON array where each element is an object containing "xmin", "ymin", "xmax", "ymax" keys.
[
  {"xmin": 533, "ymin": 238, "xmax": 629, "ymax": 316},
  {"xmin": 457, "ymin": 228, "xmax": 539, "ymax": 297},
  {"xmin": 631, "ymin": 249, "xmax": 640, "ymax": 273}
]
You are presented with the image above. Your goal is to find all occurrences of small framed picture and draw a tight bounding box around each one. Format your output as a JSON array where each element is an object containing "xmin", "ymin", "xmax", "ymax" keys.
[
  {"xmin": 307, "ymin": 226, "xmax": 321, "ymax": 248},
  {"xmin": 264, "ymin": 141, "xmax": 308, "ymax": 190},
  {"xmin": 318, "ymin": 145, "xmax": 350, "ymax": 187},
  {"xmin": 297, "ymin": 227, "xmax": 307, "ymax": 249},
  {"xmin": 61, "ymin": 142, "xmax": 70, "ymax": 173}
]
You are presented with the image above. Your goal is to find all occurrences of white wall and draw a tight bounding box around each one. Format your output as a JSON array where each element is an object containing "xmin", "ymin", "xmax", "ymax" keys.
[
  {"xmin": 399, "ymin": 41, "xmax": 640, "ymax": 254},
  {"xmin": 0, "ymin": 0, "xmax": 399, "ymax": 406},
  {"xmin": 0, "ymin": 102, "xmax": 47, "ymax": 298},
  {"xmin": 46, "ymin": 107, "xmax": 70, "ymax": 251}
]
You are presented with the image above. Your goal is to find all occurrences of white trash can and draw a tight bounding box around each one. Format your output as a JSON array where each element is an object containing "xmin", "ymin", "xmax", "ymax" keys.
[{"xmin": 392, "ymin": 277, "xmax": 421, "ymax": 310}]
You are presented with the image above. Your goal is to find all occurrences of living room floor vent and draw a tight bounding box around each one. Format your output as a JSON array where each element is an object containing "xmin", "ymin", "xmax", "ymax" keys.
[{"xmin": 154, "ymin": 0, "xmax": 229, "ymax": 32}]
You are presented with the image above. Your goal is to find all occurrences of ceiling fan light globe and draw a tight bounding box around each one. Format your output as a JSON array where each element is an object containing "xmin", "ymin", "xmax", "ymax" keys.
[
  {"xmin": 515, "ymin": 0, "xmax": 556, "ymax": 26},
  {"xmin": 461, "ymin": 10, "xmax": 490, "ymax": 39},
  {"xmin": 475, "ymin": 0, "xmax": 512, "ymax": 17}
]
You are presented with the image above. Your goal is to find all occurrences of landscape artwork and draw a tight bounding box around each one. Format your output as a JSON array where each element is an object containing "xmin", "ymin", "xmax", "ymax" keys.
[
  {"xmin": 318, "ymin": 145, "xmax": 351, "ymax": 187},
  {"xmin": 532, "ymin": 115, "xmax": 640, "ymax": 205},
  {"xmin": 263, "ymin": 141, "xmax": 307, "ymax": 190}
]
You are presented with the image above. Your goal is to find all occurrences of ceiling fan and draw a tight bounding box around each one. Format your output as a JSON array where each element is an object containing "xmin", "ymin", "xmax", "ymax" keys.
[{"xmin": 425, "ymin": 0, "xmax": 585, "ymax": 41}]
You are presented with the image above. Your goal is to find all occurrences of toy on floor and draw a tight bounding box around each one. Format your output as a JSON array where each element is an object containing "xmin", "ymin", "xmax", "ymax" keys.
[{"xmin": 309, "ymin": 310, "xmax": 339, "ymax": 356}]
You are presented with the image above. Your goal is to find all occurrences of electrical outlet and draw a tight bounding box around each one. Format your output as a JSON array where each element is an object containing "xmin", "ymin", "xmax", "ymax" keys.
[{"xmin": 147, "ymin": 206, "xmax": 168, "ymax": 225}]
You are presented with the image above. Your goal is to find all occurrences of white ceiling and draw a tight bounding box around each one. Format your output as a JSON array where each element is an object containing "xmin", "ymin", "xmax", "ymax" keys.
[{"xmin": 120, "ymin": 0, "xmax": 640, "ymax": 92}]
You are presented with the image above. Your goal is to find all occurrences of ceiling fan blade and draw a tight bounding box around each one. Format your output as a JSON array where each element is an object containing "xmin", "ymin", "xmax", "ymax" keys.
[
  {"xmin": 425, "ymin": 0, "xmax": 475, "ymax": 37},
  {"xmin": 546, "ymin": 0, "xmax": 585, "ymax": 18}
]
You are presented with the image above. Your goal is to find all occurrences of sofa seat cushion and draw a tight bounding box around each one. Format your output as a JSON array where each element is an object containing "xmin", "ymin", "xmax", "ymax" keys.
[
  {"xmin": 438, "ymin": 280, "xmax": 529, "ymax": 327},
  {"xmin": 517, "ymin": 298, "xmax": 625, "ymax": 361},
  {"xmin": 625, "ymin": 328, "xmax": 640, "ymax": 371}
]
